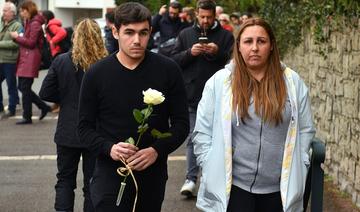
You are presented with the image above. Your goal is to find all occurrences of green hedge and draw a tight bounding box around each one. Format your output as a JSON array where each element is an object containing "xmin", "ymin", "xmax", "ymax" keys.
[
  {"xmin": 113, "ymin": 0, "xmax": 359, "ymax": 58},
  {"xmin": 259, "ymin": 0, "xmax": 360, "ymax": 57}
]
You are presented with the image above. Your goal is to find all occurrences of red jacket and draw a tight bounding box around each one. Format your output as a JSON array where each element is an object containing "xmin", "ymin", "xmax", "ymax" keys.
[
  {"xmin": 15, "ymin": 14, "xmax": 44, "ymax": 78},
  {"xmin": 46, "ymin": 18, "xmax": 67, "ymax": 57},
  {"xmin": 221, "ymin": 24, "xmax": 234, "ymax": 33}
]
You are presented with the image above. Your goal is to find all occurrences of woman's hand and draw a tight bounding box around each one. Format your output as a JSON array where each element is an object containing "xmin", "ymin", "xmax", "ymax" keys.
[{"xmin": 9, "ymin": 31, "xmax": 19, "ymax": 39}]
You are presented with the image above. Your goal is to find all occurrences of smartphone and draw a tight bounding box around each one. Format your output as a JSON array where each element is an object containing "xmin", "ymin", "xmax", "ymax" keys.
[{"xmin": 198, "ymin": 36, "xmax": 209, "ymax": 44}]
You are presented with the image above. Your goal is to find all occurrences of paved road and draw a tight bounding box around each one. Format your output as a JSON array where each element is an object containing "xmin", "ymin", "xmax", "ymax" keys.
[
  {"xmin": 0, "ymin": 71, "xmax": 200, "ymax": 212},
  {"xmin": 1, "ymin": 71, "xmax": 351, "ymax": 212}
]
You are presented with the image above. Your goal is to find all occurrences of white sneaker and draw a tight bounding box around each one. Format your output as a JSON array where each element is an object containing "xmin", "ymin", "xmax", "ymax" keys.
[{"xmin": 180, "ymin": 179, "xmax": 196, "ymax": 197}]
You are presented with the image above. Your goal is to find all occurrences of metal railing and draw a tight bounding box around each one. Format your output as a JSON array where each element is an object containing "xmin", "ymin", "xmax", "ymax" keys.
[{"xmin": 303, "ymin": 138, "xmax": 326, "ymax": 212}]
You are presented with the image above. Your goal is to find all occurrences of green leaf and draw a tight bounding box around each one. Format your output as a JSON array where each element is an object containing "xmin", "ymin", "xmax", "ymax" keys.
[
  {"xmin": 125, "ymin": 137, "xmax": 135, "ymax": 145},
  {"xmin": 151, "ymin": 129, "xmax": 172, "ymax": 139},
  {"xmin": 158, "ymin": 132, "xmax": 172, "ymax": 138},
  {"xmin": 137, "ymin": 123, "xmax": 149, "ymax": 134},
  {"xmin": 133, "ymin": 109, "xmax": 143, "ymax": 123},
  {"xmin": 141, "ymin": 106, "xmax": 153, "ymax": 120},
  {"xmin": 151, "ymin": 129, "xmax": 161, "ymax": 137}
]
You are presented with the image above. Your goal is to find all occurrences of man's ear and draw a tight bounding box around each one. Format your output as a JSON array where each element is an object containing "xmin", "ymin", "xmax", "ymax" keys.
[{"xmin": 112, "ymin": 25, "xmax": 119, "ymax": 39}]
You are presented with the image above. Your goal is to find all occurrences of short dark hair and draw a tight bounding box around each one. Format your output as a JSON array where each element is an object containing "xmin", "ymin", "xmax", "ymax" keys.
[
  {"xmin": 170, "ymin": 1, "xmax": 182, "ymax": 11},
  {"xmin": 196, "ymin": 0, "xmax": 216, "ymax": 14},
  {"xmin": 113, "ymin": 2, "xmax": 152, "ymax": 30},
  {"xmin": 42, "ymin": 10, "xmax": 54, "ymax": 22},
  {"xmin": 105, "ymin": 11, "xmax": 115, "ymax": 23}
]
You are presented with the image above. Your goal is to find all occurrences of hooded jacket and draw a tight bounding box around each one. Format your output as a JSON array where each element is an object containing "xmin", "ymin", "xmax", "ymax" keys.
[
  {"xmin": 170, "ymin": 21, "xmax": 234, "ymax": 108},
  {"xmin": 46, "ymin": 18, "xmax": 67, "ymax": 57},
  {"xmin": 193, "ymin": 62, "xmax": 316, "ymax": 212}
]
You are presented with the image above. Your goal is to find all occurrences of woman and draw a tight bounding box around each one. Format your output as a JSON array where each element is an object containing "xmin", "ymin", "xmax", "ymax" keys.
[
  {"xmin": 10, "ymin": 1, "xmax": 50, "ymax": 124},
  {"xmin": 39, "ymin": 19, "xmax": 108, "ymax": 212},
  {"xmin": 41, "ymin": 10, "xmax": 68, "ymax": 113},
  {"xmin": 193, "ymin": 18, "xmax": 316, "ymax": 212},
  {"xmin": 41, "ymin": 10, "xmax": 67, "ymax": 58}
]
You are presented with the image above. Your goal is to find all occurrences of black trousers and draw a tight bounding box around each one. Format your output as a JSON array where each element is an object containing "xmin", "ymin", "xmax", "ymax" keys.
[
  {"xmin": 91, "ymin": 157, "xmax": 167, "ymax": 212},
  {"xmin": 55, "ymin": 145, "xmax": 96, "ymax": 212},
  {"xmin": 18, "ymin": 77, "xmax": 49, "ymax": 120},
  {"xmin": 227, "ymin": 185, "xmax": 283, "ymax": 212},
  {"xmin": 93, "ymin": 175, "xmax": 166, "ymax": 212}
]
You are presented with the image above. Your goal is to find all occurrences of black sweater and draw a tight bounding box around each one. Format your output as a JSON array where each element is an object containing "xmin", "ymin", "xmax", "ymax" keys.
[{"xmin": 78, "ymin": 51, "xmax": 189, "ymax": 162}]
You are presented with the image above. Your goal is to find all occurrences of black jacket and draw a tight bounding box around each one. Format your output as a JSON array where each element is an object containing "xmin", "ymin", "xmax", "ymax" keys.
[
  {"xmin": 39, "ymin": 52, "xmax": 85, "ymax": 147},
  {"xmin": 170, "ymin": 21, "xmax": 234, "ymax": 108},
  {"xmin": 152, "ymin": 13, "xmax": 187, "ymax": 44},
  {"xmin": 104, "ymin": 26, "xmax": 118, "ymax": 54}
]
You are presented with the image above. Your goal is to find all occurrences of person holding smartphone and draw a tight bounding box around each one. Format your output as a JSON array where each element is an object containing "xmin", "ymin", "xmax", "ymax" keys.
[{"xmin": 170, "ymin": 0, "xmax": 234, "ymax": 198}]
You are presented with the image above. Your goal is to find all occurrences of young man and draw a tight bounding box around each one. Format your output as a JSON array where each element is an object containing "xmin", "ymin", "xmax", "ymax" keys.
[
  {"xmin": 171, "ymin": 0, "xmax": 234, "ymax": 198},
  {"xmin": 78, "ymin": 2, "xmax": 189, "ymax": 212}
]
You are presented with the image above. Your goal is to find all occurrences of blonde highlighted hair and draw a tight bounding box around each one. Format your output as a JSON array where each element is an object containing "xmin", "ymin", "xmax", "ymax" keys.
[
  {"xmin": 232, "ymin": 18, "xmax": 286, "ymax": 125},
  {"xmin": 71, "ymin": 18, "xmax": 108, "ymax": 71}
]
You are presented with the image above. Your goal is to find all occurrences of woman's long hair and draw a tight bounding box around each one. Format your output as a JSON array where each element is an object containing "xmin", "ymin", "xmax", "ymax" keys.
[
  {"xmin": 71, "ymin": 19, "xmax": 108, "ymax": 71},
  {"xmin": 232, "ymin": 18, "xmax": 286, "ymax": 125}
]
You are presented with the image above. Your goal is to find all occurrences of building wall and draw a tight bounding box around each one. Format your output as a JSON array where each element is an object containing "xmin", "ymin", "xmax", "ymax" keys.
[
  {"xmin": 48, "ymin": 0, "xmax": 115, "ymax": 27},
  {"xmin": 283, "ymin": 22, "xmax": 360, "ymax": 208}
]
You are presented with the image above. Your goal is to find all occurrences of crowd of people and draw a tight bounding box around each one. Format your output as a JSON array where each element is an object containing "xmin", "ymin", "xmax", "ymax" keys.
[{"xmin": 0, "ymin": 0, "xmax": 315, "ymax": 212}]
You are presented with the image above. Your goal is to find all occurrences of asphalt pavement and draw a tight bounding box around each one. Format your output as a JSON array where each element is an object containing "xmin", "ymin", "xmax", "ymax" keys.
[
  {"xmin": 0, "ymin": 70, "xmax": 200, "ymax": 212},
  {"xmin": 1, "ymin": 71, "xmax": 350, "ymax": 212}
]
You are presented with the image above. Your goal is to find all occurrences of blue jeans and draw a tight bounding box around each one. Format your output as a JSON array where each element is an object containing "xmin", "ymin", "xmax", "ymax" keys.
[
  {"xmin": 0, "ymin": 63, "xmax": 19, "ymax": 113},
  {"xmin": 185, "ymin": 107, "xmax": 199, "ymax": 183}
]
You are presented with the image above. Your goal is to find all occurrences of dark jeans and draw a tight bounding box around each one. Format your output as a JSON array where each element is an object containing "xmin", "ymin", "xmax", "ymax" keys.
[
  {"xmin": 55, "ymin": 145, "xmax": 96, "ymax": 212},
  {"xmin": 0, "ymin": 63, "xmax": 19, "ymax": 113},
  {"xmin": 227, "ymin": 185, "xmax": 283, "ymax": 212},
  {"xmin": 185, "ymin": 107, "xmax": 199, "ymax": 183},
  {"xmin": 18, "ymin": 77, "xmax": 49, "ymax": 120}
]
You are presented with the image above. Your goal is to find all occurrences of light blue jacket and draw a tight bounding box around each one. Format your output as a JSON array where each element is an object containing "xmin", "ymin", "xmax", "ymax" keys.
[{"xmin": 193, "ymin": 62, "xmax": 316, "ymax": 212}]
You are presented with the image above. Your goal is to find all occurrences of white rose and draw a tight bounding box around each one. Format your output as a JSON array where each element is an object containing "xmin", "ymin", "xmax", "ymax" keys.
[{"xmin": 142, "ymin": 88, "xmax": 165, "ymax": 105}]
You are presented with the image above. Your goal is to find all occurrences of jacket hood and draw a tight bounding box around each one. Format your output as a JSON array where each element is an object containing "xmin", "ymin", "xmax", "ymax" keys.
[
  {"xmin": 224, "ymin": 60, "xmax": 235, "ymax": 73},
  {"xmin": 47, "ymin": 18, "xmax": 63, "ymax": 27},
  {"xmin": 31, "ymin": 14, "xmax": 45, "ymax": 25},
  {"xmin": 194, "ymin": 20, "xmax": 221, "ymax": 34}
]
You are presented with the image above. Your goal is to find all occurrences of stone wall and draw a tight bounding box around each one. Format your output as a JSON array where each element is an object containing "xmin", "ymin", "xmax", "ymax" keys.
[{"xmin": 283, "ymin": 24, "xmax": 360, "ymax": 207}]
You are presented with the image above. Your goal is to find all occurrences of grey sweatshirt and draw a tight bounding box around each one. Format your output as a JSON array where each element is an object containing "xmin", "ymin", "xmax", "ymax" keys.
[{"xmin": 232, "ymin": 97, "xmax": 291, "ymax": 193}]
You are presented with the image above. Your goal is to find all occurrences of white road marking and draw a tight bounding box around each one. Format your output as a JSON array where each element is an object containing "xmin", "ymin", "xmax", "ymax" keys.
[
  {"xmin": 0, "ymin": 155, "xmax": 186, "ymax": 161},
  {"xmin": 9, "ymin": 115, "xmax": 58, "ymax": 120}
]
